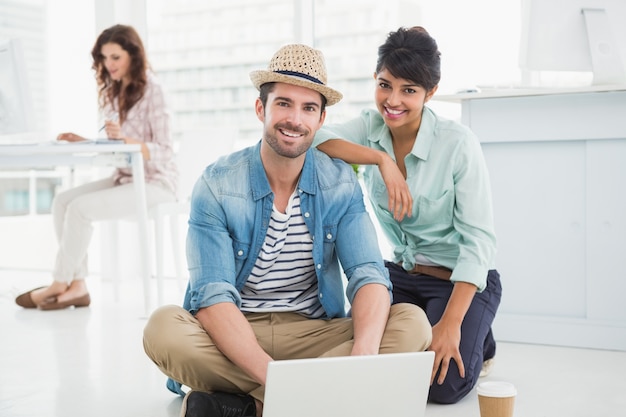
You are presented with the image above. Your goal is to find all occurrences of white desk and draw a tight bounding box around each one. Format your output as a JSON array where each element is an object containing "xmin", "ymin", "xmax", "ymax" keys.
[
  {"xmin": 0, "ymin": 142, "xmax": 153, "ymax": 314},
  {"xmin": 435, "ymin": 86, "xmax": 626, "ymax": 351}
]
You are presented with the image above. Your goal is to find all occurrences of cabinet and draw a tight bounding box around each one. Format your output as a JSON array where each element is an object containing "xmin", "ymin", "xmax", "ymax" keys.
[{"xmin": 435, "ymin": 86, "xmax": 626, "ymax": 350}]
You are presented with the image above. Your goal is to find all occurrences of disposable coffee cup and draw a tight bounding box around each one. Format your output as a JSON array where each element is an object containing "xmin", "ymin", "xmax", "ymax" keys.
[{"xmin": 476, "ymin": 381, "xmax": 517, "ymax": 417}]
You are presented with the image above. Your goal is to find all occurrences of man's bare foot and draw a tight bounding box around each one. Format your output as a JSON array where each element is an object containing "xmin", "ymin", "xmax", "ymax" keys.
[{"xmin": 30, "ymin": 281, "xmax": 69, "ymax": 305}]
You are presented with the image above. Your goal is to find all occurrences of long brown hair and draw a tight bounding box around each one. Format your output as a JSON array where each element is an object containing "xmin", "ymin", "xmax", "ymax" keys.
[{"xmin": 91, "ymin": 24, "xmax": 148, "ymax": 123}]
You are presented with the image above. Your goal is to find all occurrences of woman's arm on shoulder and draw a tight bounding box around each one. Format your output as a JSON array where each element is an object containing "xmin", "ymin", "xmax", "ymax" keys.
[
  {"xmin": 317, "ymin": 139, "xmax": 386, "ymax": 166},
  {"xmin": 318, "ymin": 139, "xmax": 412, "ymax": 221}
]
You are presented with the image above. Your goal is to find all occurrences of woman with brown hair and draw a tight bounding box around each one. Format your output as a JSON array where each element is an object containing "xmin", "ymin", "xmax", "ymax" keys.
[{"xmin": 16, "ymin": 24, "xmax": 178, "ymax": 310}]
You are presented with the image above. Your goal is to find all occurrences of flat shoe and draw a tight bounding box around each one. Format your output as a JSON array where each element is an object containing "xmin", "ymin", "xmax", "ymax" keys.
[
  {"xmin": 15, "ymin": 286, "xmax": 47, "ymax": 308},
  {"xmin": 479, "ymin": 357, "xmax": 495, "ymax": 377},
  {"xmin": 38, "ymin": 293, "xmax": 91, "ymax": 311}
]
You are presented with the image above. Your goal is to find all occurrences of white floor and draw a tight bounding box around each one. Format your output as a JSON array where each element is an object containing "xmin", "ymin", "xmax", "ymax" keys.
[{"xmin": 1, "ymin": 268, "xmax": 625, "ymax": 417}]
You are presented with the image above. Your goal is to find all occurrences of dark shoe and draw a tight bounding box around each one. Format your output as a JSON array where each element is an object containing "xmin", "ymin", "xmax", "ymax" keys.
[
  {"xmin": 38, "ymin": 293, "xmax": 91, "ymax": 311},
  {"xmin": 180, "ymin": 391, "xmax": 256, "ymax": 417},
  {"xmin": 15, "ymin": 287, "xmax": 46, "ymax": 308}
]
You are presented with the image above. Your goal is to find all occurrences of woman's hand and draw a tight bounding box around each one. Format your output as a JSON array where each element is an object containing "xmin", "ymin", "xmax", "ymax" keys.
[
  {"xmin": 104, "ymin": 120, "xmax": 123, "ymax": 140},
  {"xmin": 56, "ymin": 132, "xmax": 86, "ymax": 142},
  {"xmin": 378, "ymin": 155, "xmax": 413, "ymax": 221},
  {"xmin": 103, "ymin": 121, "xmax": 150, "ymax": 160},
  {"xmin": 429, "ymin": 319, "xmax": 464, "ymax": 385},
  {"xmin": 428, "ymin": 282, "xmax": 476, "ymax": 385}
]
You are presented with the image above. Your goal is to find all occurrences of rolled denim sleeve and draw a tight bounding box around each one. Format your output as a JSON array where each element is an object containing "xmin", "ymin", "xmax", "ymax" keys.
[
  {"xmin": 186, "ymin": 172, "xmax": 242, "ymax": 315},
  {"xmin": 336, "ymin": 184, "xmax": 391, "ymax": 304},
  {"xmin": 315, "ymin": 156, "xmax": 391, "ymax": 305}
]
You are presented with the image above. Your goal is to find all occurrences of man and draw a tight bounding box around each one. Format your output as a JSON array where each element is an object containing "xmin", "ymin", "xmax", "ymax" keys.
[{"xmin": 143, "ymin": 44, "xmax": 432, "ymax": 417}]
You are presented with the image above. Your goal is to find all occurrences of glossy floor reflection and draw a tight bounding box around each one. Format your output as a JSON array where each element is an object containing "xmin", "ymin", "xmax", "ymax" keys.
[{"xmin": 1, "ymin": 269, "xmax": 625, "ymax": 417}]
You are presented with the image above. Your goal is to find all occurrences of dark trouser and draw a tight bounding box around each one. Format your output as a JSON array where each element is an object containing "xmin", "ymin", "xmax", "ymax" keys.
[{"xmin": 386, "ymin": 261, "xmax": 502, "ymax": 404}]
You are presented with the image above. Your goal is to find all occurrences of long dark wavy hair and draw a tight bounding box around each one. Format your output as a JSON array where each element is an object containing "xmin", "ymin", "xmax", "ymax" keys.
[{"xmin": 91, "ymin": 24, "xmax": 148, "ymax": 124}]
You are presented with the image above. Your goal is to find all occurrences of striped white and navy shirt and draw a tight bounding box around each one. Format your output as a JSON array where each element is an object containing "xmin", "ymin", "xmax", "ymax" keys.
[{"xmin": 241, "ymin": 192, "xmax": 324, "ymax": 318}]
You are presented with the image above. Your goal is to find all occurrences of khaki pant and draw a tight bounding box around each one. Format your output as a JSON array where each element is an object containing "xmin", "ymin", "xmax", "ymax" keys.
[{"xmin": 143, "ymin": 303, "xmax": 431, "ymax": 402}]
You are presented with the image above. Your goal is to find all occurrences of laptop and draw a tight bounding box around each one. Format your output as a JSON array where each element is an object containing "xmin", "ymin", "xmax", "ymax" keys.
[{"xmin": 263, "ymin": 351, "xmax": 434, "ymax": 417}]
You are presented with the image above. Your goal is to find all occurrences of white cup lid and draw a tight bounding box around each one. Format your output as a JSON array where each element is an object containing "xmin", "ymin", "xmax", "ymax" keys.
[{"xmin": 477, "ymin": 381, "xmax": 517, "ymax": 397}]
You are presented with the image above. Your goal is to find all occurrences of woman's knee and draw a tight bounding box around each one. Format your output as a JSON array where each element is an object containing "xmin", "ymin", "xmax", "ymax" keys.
[{"xmin": 428, "ymin": 375, "xmax": 474, "ymax": 404}]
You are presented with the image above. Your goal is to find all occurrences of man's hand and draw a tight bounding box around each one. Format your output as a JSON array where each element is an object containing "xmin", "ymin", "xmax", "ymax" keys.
[
  {"xmin": 196, "ymin": 302, "xmax": 273, "ymax": 385},
  {"xmin": 350, "ymin": 284, "xmax": 391, "ymax": 356}
]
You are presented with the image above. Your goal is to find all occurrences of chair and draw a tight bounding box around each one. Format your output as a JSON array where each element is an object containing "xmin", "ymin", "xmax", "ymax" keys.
[
  {"xmin": 103, "ymin": 128, "xmax": 236, "ymax": 309},
  {"xmin": 149, "ymin": 128, "xmax": 237, "ymax": 305}
]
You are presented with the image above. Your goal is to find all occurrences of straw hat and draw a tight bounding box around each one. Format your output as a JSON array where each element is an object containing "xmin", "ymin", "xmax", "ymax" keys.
[{"xmin": 250, "ymin": 44, "xmax": 343, "ymax": 106}]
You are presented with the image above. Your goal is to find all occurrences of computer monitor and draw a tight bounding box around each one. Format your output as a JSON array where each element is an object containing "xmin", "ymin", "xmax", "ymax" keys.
[
  {"xmin": 519, "ymin": 0, "xmax": 626, "ymax": 86},
  {"xmin": 0, "ymin": 38, "xmax": 35, "ymax": 139}
]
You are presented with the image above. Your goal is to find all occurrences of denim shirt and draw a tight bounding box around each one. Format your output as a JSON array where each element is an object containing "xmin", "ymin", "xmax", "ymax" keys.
[{"xmin": 165, "ymin": 142, "xmax": 392, "ymax": 395}]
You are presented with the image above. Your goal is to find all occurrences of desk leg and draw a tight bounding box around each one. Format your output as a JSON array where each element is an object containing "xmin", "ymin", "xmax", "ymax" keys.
[{"xmin": 131, "ymin": 153, "xmax": 152, "ymax": 316}]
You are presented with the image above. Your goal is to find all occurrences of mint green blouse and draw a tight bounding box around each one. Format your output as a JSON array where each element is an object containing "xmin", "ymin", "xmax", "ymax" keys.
[{"xmin": 314, "ymin": 107, "xmax": 497, "ymax": 291}]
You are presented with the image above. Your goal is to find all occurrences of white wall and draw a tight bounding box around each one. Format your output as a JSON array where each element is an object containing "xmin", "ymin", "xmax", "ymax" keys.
[
  {"xmin": 422, "ymin": 0, "xmax": 522, "ymax": 93},
  {"xmin": 46, "ymin": 0, "xmax": 98, "ymax": 138}
]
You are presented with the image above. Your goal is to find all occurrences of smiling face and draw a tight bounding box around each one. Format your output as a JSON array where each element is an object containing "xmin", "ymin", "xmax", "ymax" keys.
[
  {"xmin": 374, "ymin": 69, "xmax": 437, "ymax": 133},
  {"xmin": 100, "ymin": 42, "xmax": 131, "ymax": 85},
  {"xmin": 256, "ymin": 82, "xmax": 326, "ymax": 159}
]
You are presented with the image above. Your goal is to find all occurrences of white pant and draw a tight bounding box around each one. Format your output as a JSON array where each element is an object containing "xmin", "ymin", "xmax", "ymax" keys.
[{"xmin": 51, "ymin": 177, "xmax": 175, "ymax": 282}]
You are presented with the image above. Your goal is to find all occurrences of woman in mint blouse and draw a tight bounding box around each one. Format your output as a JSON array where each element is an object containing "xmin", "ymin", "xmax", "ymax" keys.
[{"xmin": 314, "ymin": 26, "xmax": 501, "ymax": 404}]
